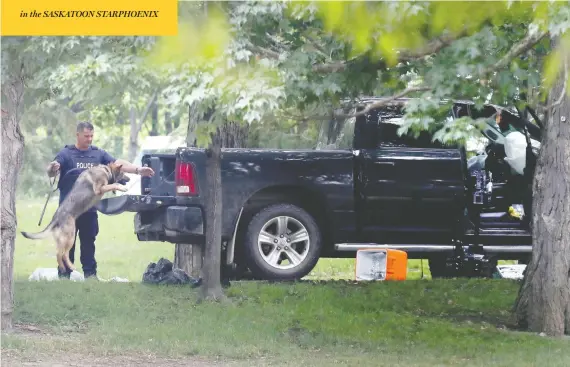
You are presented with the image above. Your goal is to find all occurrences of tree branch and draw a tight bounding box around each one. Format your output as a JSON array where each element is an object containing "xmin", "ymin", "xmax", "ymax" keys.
[
  {"xmin": 284, "ymin": 86, "xmax": 430, "ymax": 122},
  {"xmin": 398, "ymin": 32, "xmax": 467, "ymax": 62},
  {"xmin": 303, "ymin": 34, "xmax": 330, "ymax": 60},
  {"xmin": 312, "ymin": 62, "xmax": 347, "ymax": 73},
  {"xmin": 312, "ymin": 31, "xmax": 468, "ymax": 74},
  {"xmin": 481, "ymin": 28, "xmax": 549, "ymax": 77},
  {"xmin": 248, "ymin": 45, "xmax": 281, "ymax": 60},
  {"xmin": 336, "ymin": 86, "xmax": 431, "ymax": 119},
  {"xmin": 135, "ymin": 90, "xmax": 158, "ymax": 136},
  {"xmin": 291, "ymin": 28, "xmax": 549, "ymax": 123}
]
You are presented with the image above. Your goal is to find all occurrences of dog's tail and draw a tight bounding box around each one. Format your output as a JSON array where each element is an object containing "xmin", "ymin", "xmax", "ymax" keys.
[{"xmin": 21, "ymin": 218, "xmax": 56, "ymax": 240}]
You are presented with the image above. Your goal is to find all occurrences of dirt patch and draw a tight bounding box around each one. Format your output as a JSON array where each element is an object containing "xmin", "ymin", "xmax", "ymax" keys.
[
  {"xmin": 6, "ymin": 323, "xmax": 77, "ymax": 342},
  {"xmin": 2, "ymin": 326, "xmax": 234, "ymax": 367},
  {"xmin": 1, "ymin": 352, "xmax": 229, "ymax": 367}
]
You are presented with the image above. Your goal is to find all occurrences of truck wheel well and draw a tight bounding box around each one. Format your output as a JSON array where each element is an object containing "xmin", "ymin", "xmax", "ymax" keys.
[{"xmin": 234, "ymin": 185, "xmax": 330, "ymax": 258}]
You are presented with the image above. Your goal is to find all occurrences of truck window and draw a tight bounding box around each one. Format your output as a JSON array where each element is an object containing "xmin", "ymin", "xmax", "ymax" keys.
[
  {"xmin": 468, "ymin": 104, "xmax": 498, "ymax": 119},
  {"xmin": 363, "ymin": 107, "xmax": 449, "ymax": 149},
  {"xmin": 453, "ymin": 103, "xmax": 470, "ymax": 118},
  {"xmin": 315, "ymin": 108, "xmax": 356, "ymax": 150}
]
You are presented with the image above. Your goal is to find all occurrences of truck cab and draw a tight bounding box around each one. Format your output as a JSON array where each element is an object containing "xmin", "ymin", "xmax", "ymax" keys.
[{"xmin": 334, "ymin": 98, "xmax": 539, "ymax": 277}]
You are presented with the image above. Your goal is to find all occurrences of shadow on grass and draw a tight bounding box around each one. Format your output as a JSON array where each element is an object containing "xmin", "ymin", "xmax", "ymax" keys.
[
  {"xmin": 247, "ymin": 277, "xmax": 521, "ymax": 327},
  {"xmin": 5, "ymin": 278, "xmax": 568, "ymax": 367}
]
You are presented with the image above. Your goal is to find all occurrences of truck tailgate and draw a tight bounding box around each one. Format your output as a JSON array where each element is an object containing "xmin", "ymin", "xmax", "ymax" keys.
[
  {"xmin": 95, "ymin": 194, "xmax": 177, "ymax": 215},
  {"xmin": 96, "ymin": 153, "xmax": 178, "ymax": 215}
]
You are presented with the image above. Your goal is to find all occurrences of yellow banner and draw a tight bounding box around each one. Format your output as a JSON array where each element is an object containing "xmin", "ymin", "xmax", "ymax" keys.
[{"xmin": 1, "ymin": 0, "xmax": 178, "ymax": 36}]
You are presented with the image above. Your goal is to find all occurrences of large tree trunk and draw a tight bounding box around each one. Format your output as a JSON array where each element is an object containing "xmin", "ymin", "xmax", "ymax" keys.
[
  {"xmin": 174, "ymin": 104, "xmax": 201, "ymax": 276},
  {"xmin": 515, "ymin": 47, "xmax": 570, "ymax": 336},
  {"xmin": 1, "ymin": 68, "xmax": 26, "ymax": 331},
  {"xmin": 217, "ymin": 121, "xmax": 249, "ymax": 148},
  {"xmin": 176, "ymin": 102, "xmax": 249, "ymax": 280},
  {"xmin": 174, "ymin": 243, "xmax": 203, "ymax": 279},
  {"xmin": 198, "ymin": 121, "xmax": 250, "ymax": 301},
  {"xmin": 200, "ymin": 132, "xmax": 225, "ymax": 301}
]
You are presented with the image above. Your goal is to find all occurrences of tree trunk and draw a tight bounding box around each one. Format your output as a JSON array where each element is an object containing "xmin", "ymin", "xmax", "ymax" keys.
[
  {"xmin": 1, "ymin": 69, "xmax": 26, "ymax": 331},
  {"xmin": 176, "ymin": 103, "xmax": 249, "ymax": 279},
  {"xmin": 515, "ymin": 46, "xmax": 570, "ymax": 336},
  {"xmin": 218, "ymin": 121, "xmax": 249, "ymax": 148},
  {"xmin": 174, "ymin": 243, "xmax": 203, "ymax": 278},
  {"xmin": 174, "ymin": 104, "xmax": 202, "ymax": 275},
  {"xmin": 165, "ymin": 111, "xmax": 173, "ymax": 134},
  {"xmin": 114, "ymin": 113, "xmax": 124, "ymax": 160},
  {"xmin": 197, "ymin": 120, "xmax": 250, "ymax": 301},
  {"xmin": 128, "ymin": 107, "xmax": 139, "ymax": 162},
  {"xmin": 199, "ymin": 132, "xmax": 225, "ymax": 301},
  {"xmin": 128, "ymin": 93, "xmax": 158, "ymax": 162},
  {"xmin": 150, "ymin": 100, "xmax": 159, "ymax": 136},
  {"xmin": 316, "ymin": 112, "xmax": 346, "ymax": 149},
  {"xmin": 174, "ymin": 115, "xmax": 181, "ymax": 129},
  {"xmin": 186, "ymin": 103, "xmax": 199, "ymax": 147}
]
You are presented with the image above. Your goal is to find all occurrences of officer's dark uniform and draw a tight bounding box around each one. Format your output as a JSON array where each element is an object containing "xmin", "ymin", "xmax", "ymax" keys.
[{"xmin": 53, "ymin": 145, "xmax": 116, "ymax": 279}]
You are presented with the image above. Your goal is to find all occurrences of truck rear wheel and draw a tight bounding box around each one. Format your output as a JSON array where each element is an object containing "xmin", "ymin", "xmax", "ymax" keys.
[{"xmin": 243, "ymin": 203, "xmax": 322, "ymax": 281}]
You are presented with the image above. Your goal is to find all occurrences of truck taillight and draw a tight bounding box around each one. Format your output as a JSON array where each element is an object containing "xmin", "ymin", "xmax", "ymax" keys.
[{"xmin": 175, "ymin": 161, "xmax": 198, "ymax": 196}]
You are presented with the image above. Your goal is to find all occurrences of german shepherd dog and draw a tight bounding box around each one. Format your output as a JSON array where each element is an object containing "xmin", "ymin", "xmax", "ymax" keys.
[{"xmin": 21, "ymin": 162, "xmax": 130, "ymax": 274}]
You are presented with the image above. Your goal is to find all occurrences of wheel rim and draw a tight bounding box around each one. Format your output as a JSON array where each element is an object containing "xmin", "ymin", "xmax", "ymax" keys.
[{"xmin": 257, "ymin": 215, "xmax": 310, "ymax": 270}]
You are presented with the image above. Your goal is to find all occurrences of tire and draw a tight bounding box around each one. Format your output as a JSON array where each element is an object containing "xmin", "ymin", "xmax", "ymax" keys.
[{"xmin": 243, "ymin": 203, "xmax": 322, "ymax": 281}]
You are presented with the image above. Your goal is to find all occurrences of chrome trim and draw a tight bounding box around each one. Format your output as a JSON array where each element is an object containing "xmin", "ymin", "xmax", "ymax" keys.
[
  {"xmin": 335, "ymin": 243, "xmax": 454, "ymax": 252},
  {"xmin": 484, "ymin": 245, "xmax": 532, "ymax": 253},
  {"xmin": 334, "ymin": 243, "xmax": 532, "ymax": 253}
]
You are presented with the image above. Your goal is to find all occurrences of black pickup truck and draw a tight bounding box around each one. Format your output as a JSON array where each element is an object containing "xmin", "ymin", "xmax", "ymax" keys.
[{"xmin": 98, "ymin": 97, "xmax": 541, "ymax": 280}]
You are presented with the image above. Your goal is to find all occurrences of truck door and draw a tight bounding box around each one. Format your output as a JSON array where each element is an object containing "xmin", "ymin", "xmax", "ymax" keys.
[{"xmin": 356, "ymin": 107, "xmax": 465, "ymax": 243}]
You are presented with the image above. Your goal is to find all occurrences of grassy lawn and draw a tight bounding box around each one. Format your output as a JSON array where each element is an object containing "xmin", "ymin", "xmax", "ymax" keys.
[{"xmin": 4, "ymin": 199, "xmax": 568, "ymax": 366}]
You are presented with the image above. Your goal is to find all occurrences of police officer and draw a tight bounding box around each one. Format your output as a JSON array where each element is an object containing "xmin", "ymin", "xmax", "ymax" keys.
[{"xmin": 46, "ymin": 121, "xmax": 154, "ymax": 280}]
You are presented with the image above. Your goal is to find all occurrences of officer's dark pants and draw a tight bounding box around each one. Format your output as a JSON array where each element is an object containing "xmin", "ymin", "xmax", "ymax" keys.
[{"xmin": 58, "ymin": 211, "xmax": 99, "ymax": 279}]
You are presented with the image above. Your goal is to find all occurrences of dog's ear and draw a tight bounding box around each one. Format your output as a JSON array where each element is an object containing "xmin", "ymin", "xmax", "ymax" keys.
[{"xmin": 110, "ymin": 163, "xmax": 122, "ymax": 172}]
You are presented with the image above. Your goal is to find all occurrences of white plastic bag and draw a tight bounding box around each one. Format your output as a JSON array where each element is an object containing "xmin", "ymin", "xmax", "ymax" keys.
[
  {"xmin": 503, "ymin": 131, "xmax": 527, "ymax": 175},
  {"xmin": 28, "ymin": 268, "xmax": 85, "ymax": 282}
]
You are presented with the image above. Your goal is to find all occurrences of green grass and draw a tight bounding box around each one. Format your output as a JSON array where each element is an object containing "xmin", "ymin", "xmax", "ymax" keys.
[
  {"xmin": 3, "ymin": 279, "xmax": 570, "ymax": 366},
  {"xmin": 7, "ymin": 198, "xmax": 565, "ymax": 366}
]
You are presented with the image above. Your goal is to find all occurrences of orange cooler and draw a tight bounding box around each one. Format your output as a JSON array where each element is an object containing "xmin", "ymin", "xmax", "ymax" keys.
[{"xmin": 355, "ymin": 248, "xmax": 408, "ymax": 281}]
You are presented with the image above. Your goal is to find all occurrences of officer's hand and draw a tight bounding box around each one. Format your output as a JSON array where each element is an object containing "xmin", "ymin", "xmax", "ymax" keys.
[
  {"xmin": 48, "ymin": 161, "xmax": 60, "ymax": 174},
  {"xmin": 138, "ymin": 166, "xmax": 155, "ymax": 177}
]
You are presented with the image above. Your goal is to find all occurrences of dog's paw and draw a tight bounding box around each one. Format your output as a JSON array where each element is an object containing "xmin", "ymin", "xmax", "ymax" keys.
[{"xmin": 117, "ymin": 185, "xmax": 128, "ymax": 192}]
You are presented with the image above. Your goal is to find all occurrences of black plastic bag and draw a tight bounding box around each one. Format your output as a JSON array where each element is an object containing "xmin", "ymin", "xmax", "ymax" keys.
[{"xmin": 142, "ymin": 258, "xmax": 201, "ymax": 287}]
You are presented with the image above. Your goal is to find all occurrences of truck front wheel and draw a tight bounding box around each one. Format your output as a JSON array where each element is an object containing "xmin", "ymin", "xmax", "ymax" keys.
[{"xmin": 243, "ymin": 203, "xmax": 322, "ymax": 281}]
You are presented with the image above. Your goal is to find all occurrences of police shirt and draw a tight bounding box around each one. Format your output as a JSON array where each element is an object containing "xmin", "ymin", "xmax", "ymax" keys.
[{"xmin": 53, "ymin": 145, "xmax": 116, "ymax": 210}]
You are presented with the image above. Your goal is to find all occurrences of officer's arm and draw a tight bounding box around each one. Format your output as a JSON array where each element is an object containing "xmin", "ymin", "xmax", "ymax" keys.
[
  {"xmin": 101, "ymin": 149, "xmax": 151, "ymax": 176},
  {"xmin": 100, "ymin": 149, "xmax": 143, "ymax": 174},
  {"xmin": 113, "ymin": 158, "xmax": 142, "ymax": 174}
]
